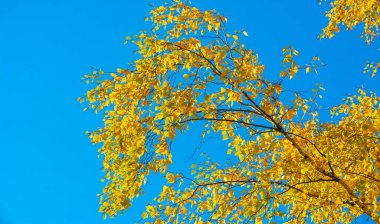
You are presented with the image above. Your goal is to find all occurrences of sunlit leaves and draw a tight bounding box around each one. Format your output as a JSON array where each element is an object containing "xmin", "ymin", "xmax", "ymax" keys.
[
  {"xmin": 364, "ymin": 60, "xmax": 380, "ymax": 77},
  {"xmin": 320, "ymin": 0, "xmax": 380, "ymax": 44},
  {"xmin": 81, "ymin": 0, "xmax": 380, "ymax": 223}
]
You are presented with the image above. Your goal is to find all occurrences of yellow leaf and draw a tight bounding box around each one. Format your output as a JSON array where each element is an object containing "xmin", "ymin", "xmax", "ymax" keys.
[
  {"xmin": 306, "ymin": 66, "xmax": 311, "ymax": 74},
  {"xmin": 274, "ymin": 85, "xmax": 282, "ymax": 95}
]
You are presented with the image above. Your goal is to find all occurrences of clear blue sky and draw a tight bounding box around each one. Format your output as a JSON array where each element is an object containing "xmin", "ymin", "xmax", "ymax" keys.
[{"xmin": 0, "ymin": 0, "xmax": 378, "ymax": 223}]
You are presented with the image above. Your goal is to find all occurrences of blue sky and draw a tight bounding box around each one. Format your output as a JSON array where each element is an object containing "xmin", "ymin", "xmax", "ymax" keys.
[{"xmin": 0, "ymin": 0, "xmax": 378, "ymax": 223}]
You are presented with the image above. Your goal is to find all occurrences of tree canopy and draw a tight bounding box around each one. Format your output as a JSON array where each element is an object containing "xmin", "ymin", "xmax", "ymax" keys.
[
  {"xmin": 320, "ymin": 0, "xmax": 379, "ymax": 44},
  {"xmin": 81, "ymin": 0, "xmax": 380, "ymax": 223},
  {"xmin": 320, "ymin": 0, "xmax": 379, "ymax": 77}
]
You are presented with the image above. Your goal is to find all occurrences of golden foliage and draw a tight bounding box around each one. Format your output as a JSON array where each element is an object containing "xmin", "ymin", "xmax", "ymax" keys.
[
  {"xmin": 320, "ymin": 0, "xmax": 380, "ymax": 44},
  {"xmin": 321, "ymin": 0, "xmax": 380, "ymax": 77},
  {"xmin": 81, "ymin": 0, "xmax": 380, "ymax": 223}
]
